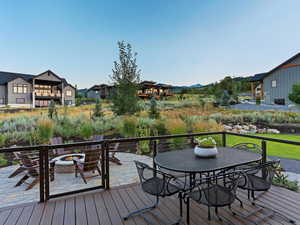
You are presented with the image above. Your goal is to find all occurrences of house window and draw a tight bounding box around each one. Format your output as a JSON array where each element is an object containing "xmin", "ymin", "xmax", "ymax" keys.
[
  {"xmin": 13, "ymin": 84, "xmax": 28, "ymax": 93},
  {"xmin": 0, "ymin": 98, "xmax": 4, "ymax": 104},
  {"xmin": 66, "ymin": 90, "xmax": 72, "ymax": 96},
  {"xmin": 16, "ymin": 98, "xmax": 25, "ymax": 104},
  {"xmin": 271, "ymin": 80, "xmax": 277, "ymax": 88}
]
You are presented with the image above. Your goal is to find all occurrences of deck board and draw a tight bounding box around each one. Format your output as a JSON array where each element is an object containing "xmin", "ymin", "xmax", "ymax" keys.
[{"xmin": 0, "ymin": 184, "xmax": 299, "ymax": 225}]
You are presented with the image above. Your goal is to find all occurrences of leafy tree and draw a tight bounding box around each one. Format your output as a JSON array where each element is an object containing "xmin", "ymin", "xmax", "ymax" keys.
[
  {"xmin": 93, "ymin": 99, "xmax": 103, "ymax": 119},
  {"xmin": 148, "ymin": 97, "xmax": 160, "ymax": 119},
  {"xmin": 110, "ymin": 41, "xmax": 141, "ymax": 115},
  {"xmin": 289, "ymin": 83, "xmax": 300, "ymax": 104}
]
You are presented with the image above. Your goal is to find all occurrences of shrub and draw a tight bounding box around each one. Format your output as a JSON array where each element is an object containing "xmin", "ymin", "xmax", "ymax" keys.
[
  {"xmin": 36, "ymin": 118, "xmax": 54, "ymax": 144},
  {"xmin": 120, "ymin": 117, "xmax": 137, "ymax": 137},
  {"xmin": 256, "ymin": 97, "xmax": 261, "ymax": 105},
  {"xmin": 155, "ymin": 120, "xmax": 168, "ymax": 135},
  {"xmin": 289, "ymin": 83, "xmax": 300, "ymax": 104},
  {"xmin": 78, "ymin": 122, "xmax": 94, "ymax": 140}
]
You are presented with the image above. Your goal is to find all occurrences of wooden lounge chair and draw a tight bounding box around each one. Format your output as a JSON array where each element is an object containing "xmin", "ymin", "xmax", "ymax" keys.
[
  {"xmin": 92, "ymin": 135, "xmax": 122, "ymax": 165},
  {"xmin": 15, "ymin": 152, "xmax": 55, "ymax": 190},
  {"xmin": 8, "ymin": 151, "xmax": 39, "ymax": 178},
  {"xmin": 50, "ymin": 137, "xmax": 71, "ymax": 156},
  {"xmin": 73, "ymin": 147, "xmax": 102, "ymax": 184}
]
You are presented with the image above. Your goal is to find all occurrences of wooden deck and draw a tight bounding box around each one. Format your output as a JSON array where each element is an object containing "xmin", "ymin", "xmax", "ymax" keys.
[{"xmin": 0, "ymin": 183, "xmax": 299, "ymax": 225}]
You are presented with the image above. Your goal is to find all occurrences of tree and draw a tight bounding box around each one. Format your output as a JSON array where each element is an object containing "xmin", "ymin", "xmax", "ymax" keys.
[
  {"xmin": 48, "ymin": 100, "xmax": 57, "ymax": 119},
  {"xmin": 148, "ymin": 97, "xmax": 160, "ymax": 119},
  {"xmin": 289, "ymin": 83, "xmax": 300, "ymax": 104},
  {"xmin": 110, "ymin": 41, "xmax": 141, "ymax": 115},
  {"xmin": 93, "ymin": 99, "xmax": 103, "ymax": 119}
]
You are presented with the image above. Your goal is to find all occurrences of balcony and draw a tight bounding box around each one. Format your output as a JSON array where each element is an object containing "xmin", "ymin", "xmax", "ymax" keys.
[{"xmin": 0, "ymin": 132, "xmax": 299, "ymax": 224}]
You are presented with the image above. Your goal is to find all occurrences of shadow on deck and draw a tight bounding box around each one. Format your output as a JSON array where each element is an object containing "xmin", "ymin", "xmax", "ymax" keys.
[{"xmin": 0, "ymin": 183, "xmax": 299, "ymax": 225}]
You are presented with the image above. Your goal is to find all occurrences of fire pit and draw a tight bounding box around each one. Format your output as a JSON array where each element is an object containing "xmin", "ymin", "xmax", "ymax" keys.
[{"xmin": 53, "ymin": 153, "xmax": 85, "ymax": 173}]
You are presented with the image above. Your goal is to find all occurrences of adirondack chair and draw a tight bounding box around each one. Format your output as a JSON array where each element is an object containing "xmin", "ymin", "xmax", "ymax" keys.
[
  {"xmin": 73, "ymin": 148, "xmax": 102, "ymax": 184},
  {"xmin": 50, "ymin": 137, "xmax": 71, "ymax": 156},
  {"xmin": 8, "ymin": 151, "xmax": 39, "ymax": 178},
  {"xmin": 92, "ymin": 135, "xmax": 122, "ymax": 165},
  {"xmin": 15, "ymin": 152, "xmax": 55, "ymax": 190}
]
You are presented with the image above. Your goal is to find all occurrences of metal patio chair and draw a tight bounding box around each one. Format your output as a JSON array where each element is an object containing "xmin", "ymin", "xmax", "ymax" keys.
[
  {"xmin": 237, "ymin": 160, "xmax": 295, "ymax": 224},
  {"xmin": 185, "ymin": 170, "xmax": 242, "ymax": 224},
  {"xmin": 123, "ymin": 160, "xmax": 183, "ymax": 225}
]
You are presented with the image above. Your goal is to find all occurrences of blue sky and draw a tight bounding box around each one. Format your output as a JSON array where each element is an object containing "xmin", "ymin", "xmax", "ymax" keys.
[{"xmin": 1, "ymin": 0, "xmax": 300, "ymax": 88}]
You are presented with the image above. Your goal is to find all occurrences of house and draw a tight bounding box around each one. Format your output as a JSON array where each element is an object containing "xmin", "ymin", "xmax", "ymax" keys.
[
  {"xmin": 137, "ymin": 81, "xmax": 173, "ymax": 99},
  {"xmin": 86, "ymin": 84, "xmax": 114, "ymax": 99},
  {"xmin": 86, "ymin": 81, "xmax": 173, "ymax": 100},
  {"xmin": 250, "ymin": 52, "xmax": 300, "ymax": 105},
  {"xmin": 0, "ymin": 70, "xmax": 75, "ymax": 107}
]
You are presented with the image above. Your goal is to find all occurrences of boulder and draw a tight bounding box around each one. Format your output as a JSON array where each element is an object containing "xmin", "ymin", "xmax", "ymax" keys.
[{"xmin": 267, "ymin": 129, "xmax": 280, "ymax": 134}]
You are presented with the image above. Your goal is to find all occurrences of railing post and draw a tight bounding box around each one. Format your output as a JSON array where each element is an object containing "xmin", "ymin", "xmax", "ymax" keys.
[
  {"xmin": 39, "ymin": 149, "xmax": 45, "ymax": 203},
  {"xmin": 152, "ymin": 140, "xmax": 157, "ymax": 170},
  {"xmin": 104, "ymin": 142, "xmax": 110, "ymax": 189},
  {"xmin": 44, "ymin": 147, "xmax": 50, "ymax": 200},
  {"xmin": 262, "ymin": 140, "xmax": 267, "ymax": 178},
  {"xmin": 101, "ymin": 143, "xmax": 105, "ymax": 188},
  {"xmin": 222, "ymin": 132, "xmax": 226, "ymax": 147}
]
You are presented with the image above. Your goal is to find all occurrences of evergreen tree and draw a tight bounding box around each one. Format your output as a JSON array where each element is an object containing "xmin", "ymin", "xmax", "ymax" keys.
[
  {"xmin": 110, "ymin": 41, "xmax": 141, "ymax": 115},
  {"xmin": 148, "ymin": 97, "xmax": 160, "ymax": 119},
  {"xmin": 93, "ymin": 99, "xmax": 103, "ymax": 118}
]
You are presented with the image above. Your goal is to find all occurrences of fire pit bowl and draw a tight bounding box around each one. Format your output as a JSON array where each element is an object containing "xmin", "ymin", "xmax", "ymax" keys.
[{"xmin": 53, "ymin": 153, "xmax": 85, "ymax": 173}]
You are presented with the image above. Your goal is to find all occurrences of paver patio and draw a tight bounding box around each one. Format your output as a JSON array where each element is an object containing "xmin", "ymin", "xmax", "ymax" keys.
[{"xmin": 0, "ymin": 152, "xmax": 152, "ymax": 208}]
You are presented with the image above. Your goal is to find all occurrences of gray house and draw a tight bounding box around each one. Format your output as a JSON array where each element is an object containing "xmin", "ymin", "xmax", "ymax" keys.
[
  {"xmin": 0, "ymin": 70, "xmax": 75, "ymax": 107},
  {"xmin": 251, "ymin": 52, "xmax": 300, "ymax": 105}
]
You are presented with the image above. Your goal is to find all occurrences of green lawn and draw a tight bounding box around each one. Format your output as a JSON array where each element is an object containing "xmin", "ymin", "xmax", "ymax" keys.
[{"xmin": 227, "ymin": 134, "xmax": 300, "ymax": 160}]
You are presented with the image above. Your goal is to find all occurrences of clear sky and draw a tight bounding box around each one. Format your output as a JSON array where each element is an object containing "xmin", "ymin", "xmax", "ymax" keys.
[{"xmin": 1, "ymin": 0, "xmax": 300, "ymax": 88}]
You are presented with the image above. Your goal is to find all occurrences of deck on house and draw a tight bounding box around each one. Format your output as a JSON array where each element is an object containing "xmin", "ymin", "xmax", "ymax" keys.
[{"xmin": 0, "ymin": 183, "xmax": 299, "ymax": 225}]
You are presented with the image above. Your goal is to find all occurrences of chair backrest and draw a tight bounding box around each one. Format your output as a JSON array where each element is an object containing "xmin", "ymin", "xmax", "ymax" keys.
[
  {"xmin": 194, "ymin": 170, "xmax": 242, "ymax": 206},
  {"xmin": 50, "ymin": 137, "xmax": 66, "ymax": 155},
  {"xmin": 83, "ymin": 148, "xmax": 102, "ymax": 172},
  {"xmin": 19, "ymin": 152, "xmax": 39, "ymax": 177},
  {"xmin": 91, "ymin": 135, "xmax": 104, "ymax": 150},
  {"xmin": 240, "ymin": 160, "xmax": 280, "ymax": 189},
  {"xmin": 134, "ymin": 160, "xmax": 175, "ymax": 196},
  {"xmin": 232, "ymin": 143, "xmax": 262, "ymax": 154}
]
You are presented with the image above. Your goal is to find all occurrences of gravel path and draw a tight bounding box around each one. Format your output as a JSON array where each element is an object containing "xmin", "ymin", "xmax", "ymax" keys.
[{"xmin": 230, "ymin": 103, "xmax": 300, "ymax": 112}]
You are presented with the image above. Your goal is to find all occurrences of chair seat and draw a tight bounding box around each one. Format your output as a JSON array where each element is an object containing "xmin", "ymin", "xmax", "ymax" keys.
[
  {"xmin": 239, "ymin": 174, "xmax": 271, "ymax": 191},
  {"xmin": 189, "ymin": 185, "xmax": 235, "ymax": 207},
  {"xmin": 142, "ymin": 177, "xmax": 180, "ymax": 197}
]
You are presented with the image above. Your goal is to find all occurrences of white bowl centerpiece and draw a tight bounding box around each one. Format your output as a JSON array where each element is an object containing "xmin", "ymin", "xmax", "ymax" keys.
[{"xmin": 194, "ymin": 137, "xmax": 218, "ymax": 158}]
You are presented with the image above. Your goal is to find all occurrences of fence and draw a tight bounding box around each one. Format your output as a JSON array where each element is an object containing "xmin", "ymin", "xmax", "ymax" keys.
[{"xmin": 0, "ymin": 131, "xmax": 299, "ymax": 204}]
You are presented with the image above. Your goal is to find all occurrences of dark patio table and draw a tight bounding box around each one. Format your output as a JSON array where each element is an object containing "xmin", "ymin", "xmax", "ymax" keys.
[{"xmin": 154, "ymin": 147, "xmax": 262, "ymax": 174}]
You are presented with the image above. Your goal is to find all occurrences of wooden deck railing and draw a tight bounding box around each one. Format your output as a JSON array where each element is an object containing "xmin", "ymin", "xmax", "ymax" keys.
[{"xmin": 0, "ymin": 131, "xmax": 300, "ymax": 203}]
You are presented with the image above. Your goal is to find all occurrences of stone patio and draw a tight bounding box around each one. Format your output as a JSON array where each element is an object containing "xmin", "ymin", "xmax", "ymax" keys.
[{"xmin": 0, "ymin": 152, "xmax": 152, "ymax": 208}]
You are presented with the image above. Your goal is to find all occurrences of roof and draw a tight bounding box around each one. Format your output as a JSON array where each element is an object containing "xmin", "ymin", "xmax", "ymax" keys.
[
  {"xmin": 0, "ymin": 70, "xmax": 74, "ymax": 88},
  {"xmin": 254, "ymin": 52, "xmax": 300, "ymax": 81},
  {"xmin": 250, "ymin": 72, "xmax": 267, "ymax": 82},
  {"xmin": 0, "ymin": 71, "xmax": 34, "ymax": 85}
]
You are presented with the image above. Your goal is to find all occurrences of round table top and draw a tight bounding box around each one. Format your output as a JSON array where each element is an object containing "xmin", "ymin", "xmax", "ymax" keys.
[{"xmin": 154, "ymin": 147, "xmax": 261, "ymax": 173}]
